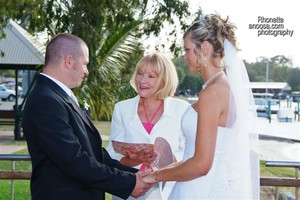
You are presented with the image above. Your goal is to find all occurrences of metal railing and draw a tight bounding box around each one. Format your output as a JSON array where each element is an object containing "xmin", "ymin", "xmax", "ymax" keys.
[
  {"xmin": 260, "ymin": 160, "xmax": 300, "ymax": 200},
  {"xmin": 1, "ymin": 154, "xmax": 300, "ymax": 200},
  {"xmin": 0, "ymin": 154, "xmax": 31, "ymax": 200}
]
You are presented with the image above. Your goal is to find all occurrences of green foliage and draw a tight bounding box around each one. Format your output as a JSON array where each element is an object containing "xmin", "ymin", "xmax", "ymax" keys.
[
  {"xmin": 173, "ymin": 57, "xmax": 202, "ymax": 95},
  {"xmin": 0, "ymin": 69, "xmax": 15, "ymax": 78},
  {"xmin": 181, "ymin": 74, "xmax": 202, "ymax": 96},
  {"xmin": 288, "ymin": 68, "xmax": 300, "ymax": 91},
  {"xmin": 245, "ymin": 55, "xmax": 300, "ymax": 91},
  {"xmin": 245, "ymin": 56, "xmax": 291, "ymax": 82},
  {"xmin": 0, "ymin": 0, "xmax": 197, "ymax": 120},
  {"xmin": 174, "ymin": 57, "xmax": 187, "ymax": 85},
  {"xmin": 3, "ymin": 0, "xmax": 300, "ymax": 121},
  {"xmin": 174, "ymin": 54, "xmax": 300, "ymax": 97}
]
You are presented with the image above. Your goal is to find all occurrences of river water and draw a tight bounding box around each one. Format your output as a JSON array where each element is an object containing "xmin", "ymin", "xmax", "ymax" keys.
[{"xmin": 255, "ymin": 114, "xmax": 300, "ymax": 161}]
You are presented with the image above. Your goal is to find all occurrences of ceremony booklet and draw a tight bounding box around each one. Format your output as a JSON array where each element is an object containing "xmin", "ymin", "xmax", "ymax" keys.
[
  {"xmin": 111, "ymin": 140, "xmax": 154, "ymax": 155},
  {"xmin": 112, "ymin": 137, "xmax": 173, "ymax": 169}
]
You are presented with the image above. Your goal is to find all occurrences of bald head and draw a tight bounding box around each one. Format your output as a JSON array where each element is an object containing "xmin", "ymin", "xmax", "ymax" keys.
[
  {"xmin": 43, "ymin": 33, "xmax": 89, "ymax": 88},
  {"xmin": 45, "ymin": 33, "xmax": 87, "ymax": 66}
]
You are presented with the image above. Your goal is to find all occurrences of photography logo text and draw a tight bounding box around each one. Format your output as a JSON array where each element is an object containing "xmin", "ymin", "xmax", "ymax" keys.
[{"xmin": 249, "ymin": 16, "xmax": 294, "ymax": 37}]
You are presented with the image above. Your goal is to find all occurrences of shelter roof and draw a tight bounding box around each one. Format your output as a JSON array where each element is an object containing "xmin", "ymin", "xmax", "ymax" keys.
[
  {"xmin": 0, "ymin": 19, "xmax": 45, "ymax": 67},
  {"xmin": 250, "ymin": 82, "xmax": 291, "ymax": 90}
]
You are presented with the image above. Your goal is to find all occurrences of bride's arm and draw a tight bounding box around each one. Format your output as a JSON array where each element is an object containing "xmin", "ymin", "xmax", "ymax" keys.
[{"xmin": 143, "ymin": 89, "xmax": 223, "ymax": 183}]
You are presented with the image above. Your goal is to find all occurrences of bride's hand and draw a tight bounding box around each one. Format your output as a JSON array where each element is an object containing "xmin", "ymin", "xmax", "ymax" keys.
[{"xmin": 142, "ymin": 171, "xmax": 159, "ymax": 184}]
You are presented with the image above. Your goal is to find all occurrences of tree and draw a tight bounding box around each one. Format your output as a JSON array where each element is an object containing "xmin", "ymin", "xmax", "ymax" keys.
[
  {"xmin": 173, "ymin": 57, "xmax": 187, "ymax": 85},
  {"xmin": 288, "ymin": 68, "xmax": 300, "ymax": 91},
  {"xmin": 180, "ymin": 74, "xmax": 202, "ymax": 96},
  {"xmin": 0, "ymin": 0, "xmax": 198, "ymax": 120},
  {"xmin": 245, "ymin": 55, "xmax": 293, "ymax": 82}
]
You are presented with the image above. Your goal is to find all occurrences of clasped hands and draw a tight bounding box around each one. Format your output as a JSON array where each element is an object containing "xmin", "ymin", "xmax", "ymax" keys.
[
  {"xmin": 125, "ymin": 148, "xmax": 169, "ymax": 184},
  {"xmin": 124, "ymin": 148, "xmax": 159, "ymax": 169},
  {"xmin": 126, "ymin": 148, "xmax": 160, "ymax": 183},
  {"xmin": 128, "ymin": 148, "xmax": 160, "ymax": 198}
]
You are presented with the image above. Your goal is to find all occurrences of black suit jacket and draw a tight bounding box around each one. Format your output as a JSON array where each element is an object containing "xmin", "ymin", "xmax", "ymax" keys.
[{"xmin": 22, "ymin": 75, "xmax": 138, "ymax": 200}]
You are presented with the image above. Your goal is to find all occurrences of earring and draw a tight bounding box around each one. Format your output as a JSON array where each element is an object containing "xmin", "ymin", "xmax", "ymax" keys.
[
  {"xmin": 204, "ymin": 57, "xmax": 207, "ymax": 68},
  {"xmin": 196, "ymin": 57, "xmax": 201, "ymax": 69}
]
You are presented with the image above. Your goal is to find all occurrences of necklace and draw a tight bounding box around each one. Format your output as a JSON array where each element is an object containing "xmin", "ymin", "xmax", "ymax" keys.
[
  {"xmin": 142, "ymin": 100, "xmax": 163, "ymax": 134},
  {"xmin": 202, "ymin": 70, "xmax": 223, "ymax": 89}
]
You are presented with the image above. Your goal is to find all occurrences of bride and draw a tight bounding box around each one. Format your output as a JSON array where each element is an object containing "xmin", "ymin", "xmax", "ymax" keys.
[{"xmin": 144, "ymin": 13, "xmax": 259, "ymax": 199}]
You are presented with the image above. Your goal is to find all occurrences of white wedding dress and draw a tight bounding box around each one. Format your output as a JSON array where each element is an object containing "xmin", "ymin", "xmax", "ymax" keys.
[
  {"xmin": 168, "ymin": 105, "xmax": 248, "ymax": 200},
  {"xmin": 168, "ymin": 39, "xmax": 259, "ymax": 200}
]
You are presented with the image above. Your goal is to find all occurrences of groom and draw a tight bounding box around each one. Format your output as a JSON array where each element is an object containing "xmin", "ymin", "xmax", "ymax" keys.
[{"xmin": 22, "ymin": 33, "xmax": 152, "ymax": 200}]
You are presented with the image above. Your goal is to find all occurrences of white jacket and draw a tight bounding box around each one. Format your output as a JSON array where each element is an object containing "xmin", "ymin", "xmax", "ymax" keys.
[
  {"xmin": 106, "ymin": 95, "xmax": 190, "ymax": 163},
  {"xmin": 106, "ymin": 95, "xmax": 189, "ymax": 200}
]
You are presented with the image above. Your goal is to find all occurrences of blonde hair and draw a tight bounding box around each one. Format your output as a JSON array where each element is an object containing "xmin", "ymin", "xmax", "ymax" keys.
[
  {"xmin": 184, "ymin": 13, "xmax": 238, "ymax": 59},
  {"xmin": 130, "ymin": 52, "xmax": 179, "ymax": 99}
]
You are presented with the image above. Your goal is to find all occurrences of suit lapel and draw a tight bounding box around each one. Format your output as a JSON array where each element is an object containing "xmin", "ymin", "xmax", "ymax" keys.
[
  {"xmin": 38, "ymin": 75, "xmax": 98, "ymax": 133},
  {"xmin": 68, "ymin": 98, "xmax": 99, "ymax": 133}
]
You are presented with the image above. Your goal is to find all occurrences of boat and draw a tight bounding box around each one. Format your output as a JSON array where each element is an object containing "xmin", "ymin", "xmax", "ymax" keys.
[{"xmin": 277, "ymin": 108, "xmax": 294, "ymax": 122}]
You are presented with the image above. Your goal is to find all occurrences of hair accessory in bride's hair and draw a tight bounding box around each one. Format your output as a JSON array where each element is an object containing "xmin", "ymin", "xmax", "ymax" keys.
[{"xmin": 199, "ymin": 16, "xmax": 206, "ymax": 26}]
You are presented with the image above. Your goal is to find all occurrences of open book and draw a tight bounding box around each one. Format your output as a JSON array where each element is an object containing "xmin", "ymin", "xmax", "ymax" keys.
[{"xmin": 112, "ymin": 137, "xmax": 173, "ymax": 169}]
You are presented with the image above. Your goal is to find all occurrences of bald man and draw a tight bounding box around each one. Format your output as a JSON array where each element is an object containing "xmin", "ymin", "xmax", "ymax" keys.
[{"xmin": 22, "ymin": 33, "xmax": 152, "ymax": 200}]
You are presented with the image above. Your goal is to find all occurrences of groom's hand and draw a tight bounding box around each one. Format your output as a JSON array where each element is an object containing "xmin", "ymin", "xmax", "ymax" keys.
[{"xmin": 131, "ymin": 170, "xmax": 154, "ymax": 198}]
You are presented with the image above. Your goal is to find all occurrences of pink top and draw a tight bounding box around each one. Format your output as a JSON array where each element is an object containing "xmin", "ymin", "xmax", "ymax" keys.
[
  {"xmin": 142, "ymin": 100, "xmax": 163, "ymax": 134},
  {"xmin": 140, "ymin": 122, "xmax": 154, "ymax": 170},
  {"xmin": 140, "ymin": 100, "xmax": 163, "ymax": 169},
  {"xmin": 142, "ymin": 122, "xmax": 154, "ymax": 134}
]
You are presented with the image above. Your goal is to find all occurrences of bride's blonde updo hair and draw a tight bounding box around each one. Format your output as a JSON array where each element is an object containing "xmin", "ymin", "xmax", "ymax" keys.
[{"xmin": 183, "ymin": 13, "xmax": 238, "ymax": 59}]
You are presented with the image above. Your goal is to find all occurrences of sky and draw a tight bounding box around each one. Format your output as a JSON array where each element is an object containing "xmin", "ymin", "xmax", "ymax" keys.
[{"xmin": 188, "ymin": 0, "xmax": 300, "ymax": 67}]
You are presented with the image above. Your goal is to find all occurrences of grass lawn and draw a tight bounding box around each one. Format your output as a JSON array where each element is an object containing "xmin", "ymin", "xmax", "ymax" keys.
[
  {"xmin": 0, "ymin": 121, "xmax": 299, "ymax": 199},
  {"xmin": 0, "ymin": 121, "xmax": 111, "ymax": 200},
  {"xmin": 0, "ymin": 148, "xmax": 32, "ymax": 200}
]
